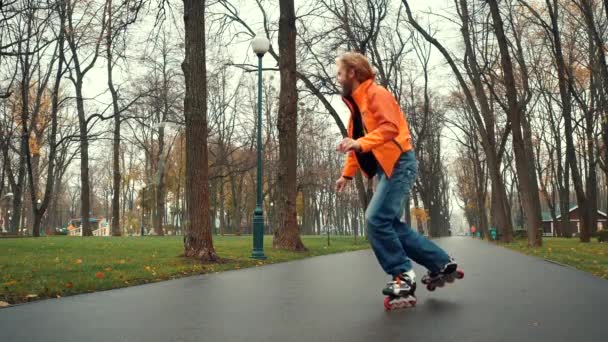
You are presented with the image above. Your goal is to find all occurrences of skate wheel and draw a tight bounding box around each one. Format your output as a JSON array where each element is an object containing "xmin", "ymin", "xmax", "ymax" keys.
[
  {"xmin": 437, "ymin": 280, "xmax": 445, "ymax": 288},
  {"xmin": 446, "ymin": 276, "xmax": 455, "ymax": 283},
  {"xmin": 384, "ymin": 296, "xmax": 416, "ymax": 311},
  {"xmin": 456, "ymin": 270, "xmax": 464, "ymax": 279},
  {"xmin": 427, "ymin": 284, "xmax": 435, "ymax": 291},
  {"xmin": 384, "ymin": 297, "xmax": 392, "ymax": 311}
]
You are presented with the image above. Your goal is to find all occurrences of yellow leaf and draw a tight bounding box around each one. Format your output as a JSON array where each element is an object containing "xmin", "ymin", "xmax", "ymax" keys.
[
  {"xmin": 74, "ymin": 259, "xmax": 83, "ymax": 264},
  {"xmin": 3, "ymin": 280, "xmax": 17, "ymax": 286},
  {"xmin": 105, "ymin": 267, "xmax": 112, "ymax": 272},
  {"xmin": 0, "ymin": 301, "xmax": 10, "ymax": 308}
]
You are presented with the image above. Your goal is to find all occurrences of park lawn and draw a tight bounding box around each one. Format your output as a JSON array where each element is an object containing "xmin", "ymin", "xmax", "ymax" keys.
[
  {"xmin": 0, "ymin": 235, "xmax": 368, "ymax": 305},
  {"xmin": 505, "ymin": 238, "xmax": 608, "ymax": 280}
]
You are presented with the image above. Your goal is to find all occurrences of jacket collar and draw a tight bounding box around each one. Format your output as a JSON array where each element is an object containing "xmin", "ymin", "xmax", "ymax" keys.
[
  {"xmin": 351, "ymin": 79, "xmax": 374, "ymax": 106},
  {"xmin": 341, "ymin": 79, "xmax": 374, "ymax": 113}
]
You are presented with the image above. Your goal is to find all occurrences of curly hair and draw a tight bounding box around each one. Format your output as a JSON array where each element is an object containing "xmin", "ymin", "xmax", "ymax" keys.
[{"xmin": 336, "ymin": 52, "xmax": 375, "ymax": 82}]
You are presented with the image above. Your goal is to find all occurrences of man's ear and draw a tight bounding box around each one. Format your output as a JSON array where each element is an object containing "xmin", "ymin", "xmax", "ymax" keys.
[{"xmin": 348, "ymin": 68, "xmax": 355, "ymax": 79}]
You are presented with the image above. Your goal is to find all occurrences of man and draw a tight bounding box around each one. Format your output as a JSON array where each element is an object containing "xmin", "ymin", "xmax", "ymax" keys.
[{"xmin": 334, "ymin": 52, "xmax": 460, "ymax": 307}]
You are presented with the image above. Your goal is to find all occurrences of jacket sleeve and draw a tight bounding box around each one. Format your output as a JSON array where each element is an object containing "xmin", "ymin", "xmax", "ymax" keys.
[
  {"xmin": 356, "ymin": 89, "xmax": 400, "ymax": 152},
  {"xmin": 342, "ymin": 151, "xmax": 358, "ymax": 179}
]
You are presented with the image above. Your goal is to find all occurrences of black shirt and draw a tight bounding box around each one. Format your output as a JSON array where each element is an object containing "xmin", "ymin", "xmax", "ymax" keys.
[{"xmin": 346, "ymin": 96, "xmax": 379, "ymax": 178}]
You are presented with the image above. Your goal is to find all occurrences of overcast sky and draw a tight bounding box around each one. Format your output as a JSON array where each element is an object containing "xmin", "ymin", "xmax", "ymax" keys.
[{"xmin": 75, "ymin": 0, "xmax": 469, "ymax": 233}]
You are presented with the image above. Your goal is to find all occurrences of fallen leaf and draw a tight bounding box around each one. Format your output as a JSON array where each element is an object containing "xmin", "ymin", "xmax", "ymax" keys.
[
  {"xmin": 0, "ymin": 301, "xmax": 10, "ymax": 308},
  {"xmin": 26, "ymin": 294, "xmax": 38, "ymax": 300},
  {"xmin": 74, "ymin": 259, "xmax": 83, "ymax": 264},
  {"xmin": 65, "ymin": 282, "xmax": 73, "ymax": 289},
  {"xmin": 119, "ymin": 259, "xmax": 126, "ymax": 264},
  {"xmin": 95, "ymin": 272, "xmax": 105, "ymax": 279},
  {"xmin": 3, "ymin": 280, "xmax": 17, "ymax": 286},
  {"xmin": 105, "ymin": 267, "xmax": 112, "ymax": 272}
]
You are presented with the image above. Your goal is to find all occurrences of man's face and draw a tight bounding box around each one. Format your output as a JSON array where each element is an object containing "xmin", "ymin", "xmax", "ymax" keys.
[{"xmin": 336, "ymin": 61, "xmax": 356, "ymax": 96}]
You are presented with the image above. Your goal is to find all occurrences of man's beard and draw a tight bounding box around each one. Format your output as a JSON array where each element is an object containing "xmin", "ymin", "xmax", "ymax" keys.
[{"xmin": 341, "ymin": 81, "xmax": 353, "ymax": 96}]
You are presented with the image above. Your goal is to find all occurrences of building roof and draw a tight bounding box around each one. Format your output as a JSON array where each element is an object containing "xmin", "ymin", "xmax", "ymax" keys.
[{"xmin": 541, "ymin": 205, "xmax": 608, "ymax": 222}]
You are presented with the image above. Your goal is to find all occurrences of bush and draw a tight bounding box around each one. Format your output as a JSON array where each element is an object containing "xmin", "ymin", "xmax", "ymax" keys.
[
  {"xmin": 513, "ymin": 230, "xmax": 527, "ymax": 240},
  {"xmin": 598, "ymin": 230, "xmax": 608, "ymax": 243}
]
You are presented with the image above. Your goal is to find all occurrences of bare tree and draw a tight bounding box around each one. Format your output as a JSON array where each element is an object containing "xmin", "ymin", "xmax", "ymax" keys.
[
  {"xmin": 106, "ymin": 0, "xmax": 145, "ymax": 236},
  {"xmin": 182, "ymin": 0, "xmax": 218, "ymax": 261},
  {"xmin": 63, "ymin": 0, "xmax": 108, "ymax": 236},
  {"xmin": 273, "ymin": 0, "xmax": 305, "ymax": 251},
  {"xmin": 402, "ymin": 0, "xmax": 515, "ymax": 242}
]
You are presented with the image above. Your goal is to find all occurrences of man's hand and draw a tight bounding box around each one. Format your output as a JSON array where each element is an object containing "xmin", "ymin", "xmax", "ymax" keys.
[
  {"xmin": 336, "ymin": 138, "xmax": 362, "ymax": 153},
  {"xmin": 335, "ymin": 176, "xmax": 351, "ymax": 192}
]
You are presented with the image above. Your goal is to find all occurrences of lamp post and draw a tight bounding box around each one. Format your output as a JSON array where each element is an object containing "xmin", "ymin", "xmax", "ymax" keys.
[
  {"xmin": 139, "ymin": 186, "xmax": 146, "ymax": 237},
  {"xmin": 251, "ymin": 35, "xmax": 270, "ymax": 260},
  {"xmin": 36, "ymin": 199, "xmax": 42, "ymax": 236},
  {"xmin": 7, "ymin": 210, "xmax": 11, "ymax": 233},
  {"xmin": 3, "ymin": 193, "xmax": 14, "ymax": 233}
]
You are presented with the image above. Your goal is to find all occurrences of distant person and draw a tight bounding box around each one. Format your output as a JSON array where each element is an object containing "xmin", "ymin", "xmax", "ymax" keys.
[{"xmin": 334, "ymin": 52, "xmax": 462, "ymax": 309}]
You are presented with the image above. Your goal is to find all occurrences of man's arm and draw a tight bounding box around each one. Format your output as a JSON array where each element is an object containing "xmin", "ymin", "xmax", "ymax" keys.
[
  {"xmin": 342, "ymin": 151, "xmax": 358, "ymax": 179},
  {"xmin": 356, "ymin": 89, "xmax": 400, "ymax": 152}
]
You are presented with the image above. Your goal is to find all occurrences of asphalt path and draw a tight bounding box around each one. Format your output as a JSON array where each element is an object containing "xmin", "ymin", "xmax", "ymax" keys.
[{"xmin": 1, "ymin": 237, "xmax": 606, "ymax": 342}]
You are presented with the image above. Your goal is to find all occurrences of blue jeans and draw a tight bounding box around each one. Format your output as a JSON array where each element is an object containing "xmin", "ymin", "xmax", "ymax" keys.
[{"xmin": 365, "ymin": 150, "xmax": 451, "ymax": 277}]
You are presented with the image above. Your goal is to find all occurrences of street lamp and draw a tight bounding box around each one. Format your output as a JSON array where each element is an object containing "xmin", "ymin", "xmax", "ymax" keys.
[
  {"xmin": 4, "ymin": 193, "xmax": 14, "ymax": 233},
  {"xmin": 139, "ymin": 186, "xmax": 145, "ymax": 238},
  {"xmin": 251, "ymin": 34, "xmax": 269, "ymax": 260},
  {"xmin": 7, "ymin": 210, "xmax": 11, "ymax": 231}
]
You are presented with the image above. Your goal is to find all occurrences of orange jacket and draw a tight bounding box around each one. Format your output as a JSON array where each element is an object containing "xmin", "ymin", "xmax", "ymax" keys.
[{"xmin": 342, "ymin": 79, "xmax": 413, "ymax": 179}]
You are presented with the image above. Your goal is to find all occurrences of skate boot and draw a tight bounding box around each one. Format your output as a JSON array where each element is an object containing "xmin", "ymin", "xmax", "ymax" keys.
[
  {"xmin": 382, "ymin": 270, "xmax": 417, "ymax": 311},
  {"xmin": 421, "ymin": 261, "xmax": 464, "ymax": 291}
]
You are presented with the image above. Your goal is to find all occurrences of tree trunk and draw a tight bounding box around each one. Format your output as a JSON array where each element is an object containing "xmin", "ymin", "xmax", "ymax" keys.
[
  {"xmin": 273, "ymin": 0, "xmax": 305, "ymax": 251},
  {"xmin": 487, "ymin": 0, "xmax": 541, "ymax": 247},
  {"xmin": 182, "ymin": 0, "xmax": 218, "ymax": 261},
  {"xmin": 10, "ymin": 122, "xmax": 27, "ymax": 234},
  {"xmin": 75, "ymin": 83, "xmax": 92, "ymax": 236},
  {"xmin": 542, "ymin": 0, "xmax": 588, "ymax": 241},
  {"xmin": 155, "ymin": 168, "xmax": 166, "ymax": 236},
  {"xmin": 107, "ymin": 0, "xmax": 121, "ymax": 236},
  {"xmin": 403, "ymin": 0, "xmax": 514, "ymax": 242}
]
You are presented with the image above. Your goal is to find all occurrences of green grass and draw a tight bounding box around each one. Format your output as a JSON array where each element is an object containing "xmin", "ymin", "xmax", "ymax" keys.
[
  {"xmin": 503, "ymin": 238, "xmax": 608, "ymax": 280},
  {"xmin": 0, "ymin": 235, "xmax": 368, "ymax": 305}
]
